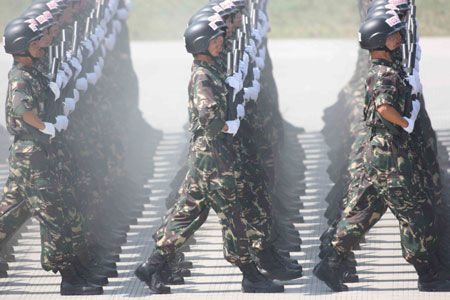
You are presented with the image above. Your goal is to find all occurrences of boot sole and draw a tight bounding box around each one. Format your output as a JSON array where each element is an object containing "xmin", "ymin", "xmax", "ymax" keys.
[
  {"xmin": 242, "ymin": 286, "xmax": 285, "ymax": 293},
  {"xmin": 313, "ymin": 265, "xmax": 347, "ymax": 292},
  {"xmin": 60, "ymin": 288, "xmax": 103, "ymax": 296}
]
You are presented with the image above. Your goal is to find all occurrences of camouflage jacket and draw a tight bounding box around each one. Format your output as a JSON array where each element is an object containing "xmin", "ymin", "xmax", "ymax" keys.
[
  {"xmin": 187, "ymin": 60, "xmax": 237, "ymax": 190},
  {"xmin": 363, "ymin": 59, "xmax": 411, "ymax": 135},
  {"xmin": 5, "ymin": 62, "xmax": 54, "ymax": 144}
]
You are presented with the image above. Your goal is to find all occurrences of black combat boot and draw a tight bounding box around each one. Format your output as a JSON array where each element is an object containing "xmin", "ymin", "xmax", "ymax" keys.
[
  {"xmin": 415, "ymin": 263, "xmax": 450, "ymax": 292},
  {"xmin": 0, "ymin": 256, "xmax": 9, "ymax": 271},
  {"xmin": 240, "ymin": 262, "xmax": 284, "ymax": 293},
  {"xmin": 160, "ymin": 260, "xmax": 184, "ymax": 285},
  {"xmin": 313, "ymin": 248, "xmax": 348, "ymax": 292},
  {"xmin": 134, "ymin": 251, "xmax": 171, "ymax": 294},
  {"xmin": 60, "ymin": 264, "xmax": 103, "ymax": 296},
  {"xmin": 73, "ymin": 258, "xmax": 109, "ymax": 286},
  {"xmin": 274, "ymin": 248, "xmax": 303, "ymax": 271},
  {"xmin": 258, "ymin": 247, "xmax": 303, "ymax": 281}
]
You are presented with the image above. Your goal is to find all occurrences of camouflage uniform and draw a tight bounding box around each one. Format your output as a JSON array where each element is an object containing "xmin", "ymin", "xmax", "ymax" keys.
[
  {"xmin": 154, "ymin": 60, "xmax": 263, "ymax": 266},
  {"xmin": 331, "ymin": 59, "xmax": 436, "ymax": 266},
  {"xmin": 0, "ymin": 62, "xmax": 70, "ymax": 272}
]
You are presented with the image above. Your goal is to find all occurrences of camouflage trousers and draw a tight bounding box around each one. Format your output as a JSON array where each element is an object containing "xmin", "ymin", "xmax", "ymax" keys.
[
  {"xmin": 0, "ymin": 140, "xmax": 70, "ymax": 271},
  {"xmin": 154, "ymin": 171, "xmax": 264, "ymax": 267},
  {"xmin": 332, "ymin": 133, "xmax": 436, "ymax": 266}
]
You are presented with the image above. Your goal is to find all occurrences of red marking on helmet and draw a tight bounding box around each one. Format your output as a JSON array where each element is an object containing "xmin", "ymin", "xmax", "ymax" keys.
[
  {"xmin": 384, "ymin": 4, "xmax": 399, "ymax": 10},
  {"xmin": 212, "ymin": 5, "xmax": 223, "ymax": 13},
  {"xmin": 386, "ymin": 15, "xmax": 401, "ymax": 27},
  {"xmin": 47, "ymin": 1, "xmax": 58, "ymax": 9},
  {"xmin": 36, "ymin": 15, "xmax": 48, "ymax": 25},
  {"xmin": 389, "ymin": 0, "xmax": 408, "ymax": 5},
  {"xmin": 43, "ymin": 11, "xmax": 53, "ymax": 19},
  {"xmin": 25, "ymin": 18, "xmax": 38, "ymax": 25},
  {"xmin": 208, "ymin": 14, "xmax": 223, "ymax": 23},
  {"xmin": 28, "ymin": 23, "xmax": 39, "ymax": 32},
  {"xmin": 209, "ymin": 22, "xmax": 218, "ymax": 31}
]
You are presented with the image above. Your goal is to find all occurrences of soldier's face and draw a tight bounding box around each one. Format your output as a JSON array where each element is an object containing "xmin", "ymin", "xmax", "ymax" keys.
[
  {"xmin": 50, "ymin": 24, "xmax": 59, "ymax": 38},
  {"xmin": 225, "ymin": 17, "xmax": 234, "ymax": 36},
  {"xmin": 40, "ymin": 29, "xmax": 53, "ymax": 48},
  {"xmin": 386, "ymin": 32, "xmax": 401, "ymax": 50},
  {"xmin": 28, "ymin": 39, "xmax": 42, "ymax": 58},
  {"xmin": 208, "ymin": 35, "xmax": 224, "ymax": 57},
  {"xmin": 234, "ymin": 12, "xmax": 242, "ymax": 28}
]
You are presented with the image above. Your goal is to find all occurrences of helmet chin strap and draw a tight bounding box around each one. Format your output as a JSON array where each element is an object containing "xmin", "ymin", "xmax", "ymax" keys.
[{"xmin": 14, "ymin": 50, "xmax": 40, "ymax": 63}]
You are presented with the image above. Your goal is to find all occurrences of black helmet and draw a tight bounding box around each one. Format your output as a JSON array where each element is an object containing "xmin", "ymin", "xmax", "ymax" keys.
[
  {"xmin": 366, "ymin": 7, "xmax": 398, "ymax": 21},
  {"xmin": 231, "ymin": 0, "xmax": 245, "ymax": 10},
  {"xmin": 32, "ymin": 0, "xmax": 63, "ymax": 17},
  {"xmin": 55, "ymin": 0, "xmax": 68, "ymax": 9},
  {"xmin": 388, "ymin": 0, "xmax": 410, "ymax": 13},
  {"xmin": 359, "ymin": 13, "xmax": 404, "ymax": 50},
  {"xmin": 184, "ymin": 19, "xmax": 225, "ymax": 55},
  {"xmin": 188, "ymin": 12, "xmax": 227, "ymax": 33},
  {"xmin": 198, "ymin": 2, "xmax": 232, "ymax": 20},
  {"xmin": 22, "ymin": 10, "xmax": 53, "ymax": 31},
  {"xmin": 4, "ymin": 18, "xmax": 43, "ymax": 54}
]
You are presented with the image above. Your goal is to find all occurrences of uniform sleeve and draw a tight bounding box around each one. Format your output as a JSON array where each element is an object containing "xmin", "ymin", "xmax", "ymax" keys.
[
  {"xmin": 373, "ymin": 71, "xmax": 398, "ymax": 108},
  {"xmin": 10, "ymin": 79, "xmax": 36, "ymax": 117},
  {"xmin": 193, "ymin": 73, "xmax": 226, "ymax": 138}
]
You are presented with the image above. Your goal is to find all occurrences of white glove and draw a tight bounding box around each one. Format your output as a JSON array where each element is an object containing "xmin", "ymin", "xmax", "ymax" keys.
[
  {"xmin": 105, "ymin": 33, "xmax": 116, "ymax": 51},
  {"xmin": 239, "ymin": 60, "xmax": 248, "ymax": 79},
  {"xmin": 255, "ymin": 56, "xmax": 265, "ymax": 70},
  {"xmin": 82, "ymin": 39, "xmax": 94, "ymax": 57},
  {"xmin": 40, "ymin": 122, "xmax": 55, "ymax": 138},
  {"xmin": 225, "ymin": 73, "xmax": 243, "ymax": 94},
  {"xmin": 94, "ymin": 63, "xmax": 102, "ymax": 79},
  {"xmin": 258, "ymin": 11, "xmax": 268, "ymax": 24},
  {"xmin": 117, "ymin": 8, "xmax": 129, "ymax": 20},
  {"xmin": 63, "ymin": 98, "xmax": 76, "ymax": 116},
  {"xmin": 406, "ymin": 74, "xmax": 419, "ymax": 95},
  {"xmin": 62, "ymin": 62, "xmax": 73, "ymax": 80},
  {"xmin": 49, "ymin": 81, "xmax": 60, "ymax": 100},
  {"xmin": 104, "ymin": 8, "xmax": 112, "ymax": 24},
  {"xmin": 76, "ymin": 48, "xmax": 83, "ymax": 64},
  {"xmin": 402, "ymin": 117, "xmax": 415, "ymax": 134},
  {"xmin": 54, "ymin": 115, "xmax": 69, "ymax": 132},
  {"xmin": 224, "ymin": 119, "xmax": 240, "ymax": 136},
  {"xmin": 73, "ymin": 88, "xmax": 80, "ymax": 103},
  {"xmin": 124, "ymin": 0, "xmax": 132, "ymax": 10},
  {"xmin": 246, "ymin": 44, "xmax": 256, "ymax": 62},
  {"xmin": 411, "ymin": 99, "xmax": 421, "ymax": 120},
  {"xmin": 253, "ymin": 67, "xmax": 260, "ymax": 80},
  {"xmin": 76, "ymin": 77, "xmax": 88, "ymax": 91},
  {"xmin": 98, "ymin": 56, "xmax": 105, "ymax": 69},
  {"xmin": 416, "ymin": 43, "xmax": 422, "ymax": 61},
  {"xmin": 86, "ymin": 72, "xmax": 98, "ymax": 85},
  {"xmin": 58, "ymin": 70, "xmax": 69, "ymax": 89},
  {"xmin": 90, "ymin": 33, "xmax": 99, "ymax": 49},
  {"xmin": 113, "ymin": 19, "xmax": 122, "ymax": 34},
  {"xmin": 70, "ymin": 57, "xmax": 82, "ymax": 78},
  {"xmin": 244, "ymin": 86, "xmax": 259, "ymax": 101},
  {"xmin": 101, "ymin": 44, "xmax": 107, "ymax": 57},
  {"xmin": 95, "ymin": 26, "xmax": 106, "ymax": 42},
  {"xmin": 252, "ymin": 30, "xmax": 262, "ymax": 47},
  {"xmin": 56, "ymin": 71, "xmax": 63, "ymax": 89},
  {"xmin": 259, "ymin": 46, "xmax": 266, "ymax": 63},
  {"xmin": 236, "ymin": 104, "xmax": 245, "ymax": 119}
]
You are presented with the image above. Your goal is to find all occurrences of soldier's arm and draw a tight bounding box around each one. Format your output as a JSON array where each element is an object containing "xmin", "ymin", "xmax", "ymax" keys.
[
  {"xmin": 11, "ymin": 81, "xmax": 44, "ymax": 130},
  {"xmin": 377, "ymin": 104, "xmax": 408, "ymax": 128},
  {"xmin": 194, "ymin": 73, "xmax": 227, "ymax": 137}
]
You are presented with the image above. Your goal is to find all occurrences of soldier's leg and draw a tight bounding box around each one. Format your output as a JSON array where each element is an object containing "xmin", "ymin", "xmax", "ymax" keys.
[{"xmin": 0, "ymin": 178, "xmax": 31, "ymax": 248}]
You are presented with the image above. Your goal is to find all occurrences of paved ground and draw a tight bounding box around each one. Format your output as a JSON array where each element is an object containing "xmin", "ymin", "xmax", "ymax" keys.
[{"xmin": 1, "ymin": 39, "xmax": 450, "ymax": 299}]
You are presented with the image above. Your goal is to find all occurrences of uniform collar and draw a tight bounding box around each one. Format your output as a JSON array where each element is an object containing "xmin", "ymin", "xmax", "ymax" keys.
[
  {"xmin": 194, "ymin": 60, "xmax": 222, "ymax": 77},
  {"xmin": 371, "ymin": 58, "xmax": 394, "ymax": 68}
]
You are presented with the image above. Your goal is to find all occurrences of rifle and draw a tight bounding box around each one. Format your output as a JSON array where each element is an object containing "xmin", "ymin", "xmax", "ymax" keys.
[
  {"xmin": 226, "ymin": 51, "xmax": 235, "ymax": 122},
  {"xmin": 402, "ymin": 0, "xmax": 416, "ymax": 75}
]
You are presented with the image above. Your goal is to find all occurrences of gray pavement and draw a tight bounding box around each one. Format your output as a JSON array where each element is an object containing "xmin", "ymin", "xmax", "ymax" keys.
[{"xmin": 1, "ymin": 39, "xmax": 450, "ymax": 298}]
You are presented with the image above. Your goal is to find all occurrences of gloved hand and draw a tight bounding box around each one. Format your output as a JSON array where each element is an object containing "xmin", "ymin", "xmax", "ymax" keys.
[
  {"xmin": 70, "ymin": 57, "xmax": 82, "ymax": 78},
  {"xmin": 90, "ymin": 33, "xmax": 99, "ymax": 49},
  {"xmin": 124, "ymin": 0, "xmax": 132, "ymax": 10},
  {"xmin": 246, "ymin": 40, "xmax": 257, "ymax": 62},
  {"xmin": 86, "ymin": 72, "xmax": 98, "ymax": 85},
  {"xmin": 49, "ymin": 81, "xmax": 60, "ymax": 100},
  {"xmin": 104, "ymin": 8, "xmax": 112, "ymax": 24},
  {"xmin": 58, "ymin": 70, "xmax": 69, "ymax": 89},
  {"xmin": 113, "ymin": 19, "xmax": 122, "ymax": 34},
  {"xmin": 63, "ymin": 98, "xmax": 76, "ymax": 116},
  {"xmin": 253, "ymin": 67, "xmax": 260, "ymax": 80},
  {"xmin": 226, "ymin": 73, "xmax": 243, "ymax": 94},
  {"xmin": 252, "ymin": 79, "xmax": 261, "ymax": 95},
  {"xmin": 76, "ymin": 77, "xmax": 88, "ymax": 91},
  {"xmin": 94, "ymin": 63, "xmax": 102, "ymax": 79},
  {"xmin": 406, "ymin": 74, "xmax": 419, "ymax": 95},
  {"xmin": 252, "ymin": 29, "xmax": 262, "ymax": 47},
  {"xmin": 402, "ymin": 116, "xmax": 415, "ymax": 134},
  {"xmin": 95, "ymin": 25, "xmax": 105, "ymax": 42},
  {"xmin": 40, "ymin": 122, "xmax": 55, "ymax": 138},
  {"xmin": 76, "ymin": 48, "xmax": 83, "ymax": 64},
  {"xmin": 54, "ymin": 115, "xmax": 69, "ymax": 132},
  {"xmin": 416, "ymin": 43, "xmax": 422, "ymax": 61},
  {"xmin": 117, "ymin": 8, "xmax": 129, "ymax": 20},
  {"xmin": 62, "ymin": 62, "xmax": 73, "ymax": 80},
  {"xmin": 259, "ymin": 46, "xmax": 266, "ymax": 63},
  {"xmin": 255, "ymin": 56, "xmax": 265, "ymax": 70},
  {"xmin": 411, "ymin": 99, "xmax": 421, "ymax": 120},
  {"xmin": 98, "ymin": 56, "xmax": 105, "ymax": 69},
  {"xmin": 105, "ymin": 33, "xmax": 116, "ymax": 51},
  {"xmin": 236, "ymin": 104, "xmax": 245, "ymax": 119},
  {"xmin": 101, "ymin": 44, "xmax": 107, "ymax": 57},
  {"xmin": 239, "ymin": 60, "xmax": 248, "ymax": 79},
  {"xmin": 82, "ymin": 39, "xmax": 94, "ymax": 57},
  {"xmin": 56, "ymin": 71, "xmax": 63, "ymax": 89},
  {"xmin": 244, "ymin": 86, "xmax": 259, "ymax": 101},
  {"xmin": 73, "ymin": 88, "xmax": 80, "ymax": 103},
  {"xmin": 224, "ymin": 119, "xmax": 240, "ymax": 136}
]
